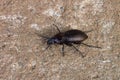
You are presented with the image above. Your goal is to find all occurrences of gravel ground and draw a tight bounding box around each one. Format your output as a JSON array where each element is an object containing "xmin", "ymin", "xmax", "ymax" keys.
[{"xmin": 0, "ymin": 0, "xmax": 120, "ymax": 80}]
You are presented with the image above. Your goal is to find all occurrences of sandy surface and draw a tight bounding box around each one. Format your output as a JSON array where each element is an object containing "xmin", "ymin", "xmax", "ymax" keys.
[{"xmin": 0, "ymin": 0, "xmax": 120, "ymax": 80}]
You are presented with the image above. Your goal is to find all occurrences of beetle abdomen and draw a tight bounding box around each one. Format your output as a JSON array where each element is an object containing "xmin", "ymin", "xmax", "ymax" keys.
[{"xmin": 64, "ymin": 29, "xmax": 88, "ymax": 42}]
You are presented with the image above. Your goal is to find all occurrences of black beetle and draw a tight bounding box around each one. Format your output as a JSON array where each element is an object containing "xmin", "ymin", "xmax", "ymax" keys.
[{"xmin": 37, "ymin": 24, "xmax": 101, "ymax": 57}]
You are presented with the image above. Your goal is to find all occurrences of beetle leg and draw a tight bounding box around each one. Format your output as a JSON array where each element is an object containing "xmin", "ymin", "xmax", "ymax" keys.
[
  {"xmin": 71, "ymin": 44, "xmax": 85, "ymax": 58},
  {"xmin": 61, "ymin": 44, "xmax": 65, "ymax": 56},
  {"xmin": 84, "ymin": 29, "xmax": 93, "ymax": 33},
  {"xmin": 53, "ymin": 24, "xmax": 61, "ymax": 33},
  {"xmin": 81, "ymin": 43, "xmax": 102, "ymax": 49},
  {"xmin": 43, "ymin": 45, "xmax": 50, "ymax": 51}
]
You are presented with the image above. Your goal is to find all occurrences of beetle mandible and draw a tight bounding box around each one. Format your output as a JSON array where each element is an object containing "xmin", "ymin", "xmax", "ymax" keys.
[{"xmin": 38, "ymin": 24, "xmax": 101, "ymax": 58}]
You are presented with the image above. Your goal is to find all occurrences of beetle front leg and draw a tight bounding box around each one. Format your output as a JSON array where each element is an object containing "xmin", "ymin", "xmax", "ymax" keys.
[
  {"xmin": 43, "ymin": 45, "xmax": 50, "ymax": 52},
  {"xmin": 53, "ymin": 24, "xmax": 61, "ymax": 33}
]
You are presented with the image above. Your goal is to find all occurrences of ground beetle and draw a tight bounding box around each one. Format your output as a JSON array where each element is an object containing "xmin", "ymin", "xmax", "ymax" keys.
[{"xmin": 37, "ymin": 24, "xmax": 101, "ymax": 57}]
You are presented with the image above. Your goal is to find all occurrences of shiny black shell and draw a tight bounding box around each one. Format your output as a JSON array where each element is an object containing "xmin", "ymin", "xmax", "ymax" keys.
[
  {"xmin": 52, "ymin": 29, "xmax": 88, "ymax": 45},
  {"xmin": 64, "ymin": 30, "xmax": 88, "ymax": 42}
]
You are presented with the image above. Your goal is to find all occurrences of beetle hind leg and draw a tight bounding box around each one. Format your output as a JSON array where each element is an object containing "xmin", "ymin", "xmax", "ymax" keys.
[
  {"xmin": 81, "ymin": 43, "xmax": 102, "ymax": 49},
  {"xmin": 84, "ymin": 29, "xmax": 93, "ymax": 33}
]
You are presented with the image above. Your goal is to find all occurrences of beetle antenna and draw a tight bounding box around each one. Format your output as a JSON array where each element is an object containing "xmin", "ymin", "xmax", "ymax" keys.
[
  {"xmin": 35, "ymin": 32, "xmax": 49, "ymax": 39},
  {"xmin": 84, "ymin": 30, "xmax": 93, "ymax": 33},
  {"xmin": 71, "ymin": 44, "xmax": 85, "ymax": 58},
  {"xmin": 53, "ymin": 24, "xmax": 61, "ymax": 33},
  {"xmin": 81, "ymin": 43, "xmax": 102, "ymax": 49}
]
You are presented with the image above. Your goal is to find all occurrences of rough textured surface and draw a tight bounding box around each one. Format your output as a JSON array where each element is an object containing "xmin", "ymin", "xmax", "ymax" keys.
[{"xmin": 0, "ymin": 0, "xmax": 120, "ymax": 80}]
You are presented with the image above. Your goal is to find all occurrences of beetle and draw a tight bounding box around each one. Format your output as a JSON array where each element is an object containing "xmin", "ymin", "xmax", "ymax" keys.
[{"xmin": 37, "ymin": 24, "xmax": 101, "ymax": 57}]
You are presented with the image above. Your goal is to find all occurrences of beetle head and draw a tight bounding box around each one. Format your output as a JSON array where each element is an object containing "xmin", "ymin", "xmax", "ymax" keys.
[{"xmin": 47, "ymin": 38, "xmax": 60, "ymax": 45}]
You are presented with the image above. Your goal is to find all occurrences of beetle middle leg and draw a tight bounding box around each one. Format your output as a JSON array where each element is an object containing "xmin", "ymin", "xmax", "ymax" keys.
[
  {"xmin": 61, "ymin": 44, "xmax": 65, "ymax": 56},
  {"xmin": 71, "ymin": 44, "xmax": 85, "ymax": 58}
]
